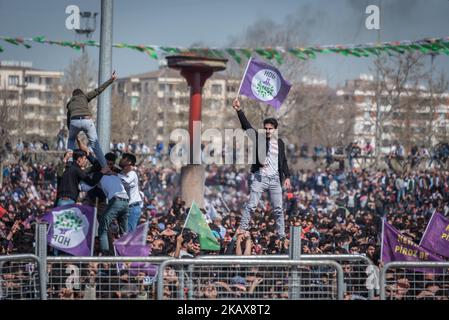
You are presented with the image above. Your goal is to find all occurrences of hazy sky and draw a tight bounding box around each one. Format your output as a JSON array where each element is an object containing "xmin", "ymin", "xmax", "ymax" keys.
[{"xmin": 1, "ymin": 0, "xmax": 448, "ymax": 86}]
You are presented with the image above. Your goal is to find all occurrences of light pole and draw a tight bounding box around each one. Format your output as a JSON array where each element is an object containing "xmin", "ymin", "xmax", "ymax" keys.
[
  {"xmin": 74, "ymin": 11, "xmax": 98, "ymax": 53},
  {"xmin": 97, "ymin": 0, "xmax": 113, "ymax": 154}
]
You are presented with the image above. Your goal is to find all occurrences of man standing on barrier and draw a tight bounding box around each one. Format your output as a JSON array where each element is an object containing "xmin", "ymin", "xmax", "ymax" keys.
[
  {"xmin": 66, "ymin": 71, "xmax": 117, "ymax": 168},
  {"xmin": 232, "ymin": 98, "xmax": 291, "ymax": 240}
]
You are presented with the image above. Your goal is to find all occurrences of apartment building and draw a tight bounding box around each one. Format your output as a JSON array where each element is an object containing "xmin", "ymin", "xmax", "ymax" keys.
[{"xmin": 0, "ymin": 60, "xmax": 64, "ymax": 145}]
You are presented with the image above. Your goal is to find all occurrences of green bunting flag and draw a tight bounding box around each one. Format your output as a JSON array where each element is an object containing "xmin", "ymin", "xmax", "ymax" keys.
[
  {"xmin": 184, "ymin": 201, "xmax": 220, "ymax": 251},
  {"xmin": 144, "ymin": 46, "xmax": 158, "ymax": 59},
  {"xmin": 160, "ymin": 47, "xmax": 180, "ymax": 54},
  {"xmin": 1, "ymin": 35, "xmax": 449, "ymax": 65},
  {"xmin": 114, "ymin": 43, "xmax": 128, "ymax": 48},
  {"xmin": 84, "ymin": 40, "xmax": 99, "ymax": 47},
  {"xmin": 239, "ymin": 48, "xmax": 253, "ymax": 59},
  {"xmin": 288, "ymin": 48, "xmax": 307, "ymax": 60},
  {"xmin": 2, "ymin": 37, "xmax": 31, "ymax": 49},
  {"xmin": 3, "ymin": 37, "xmax": 19, "ymax": 45},
  {"xmin": 226, "ymin": 48, "xmax": 242, "ymax": 64},
  {"xmin": 32, "ymin": 36, "xmax": 46, "ymax": 43}
]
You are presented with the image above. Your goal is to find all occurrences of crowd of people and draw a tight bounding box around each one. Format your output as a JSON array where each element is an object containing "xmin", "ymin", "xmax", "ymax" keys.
[
  {"xmin": 1, "ymin": 76, "xmax": 448, "ymax": 299},
  {"xmin": 2, "ymin": 157, "xmax": 449, "ymax": 262},
  {"xmin": 3, "ymin": 158, "xmax": 449, "ymax": 299}
]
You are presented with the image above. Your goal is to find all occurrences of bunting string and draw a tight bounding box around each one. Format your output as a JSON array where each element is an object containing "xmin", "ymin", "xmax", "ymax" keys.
[{"xmin": 1, "ymin": 35, "xmax": 448, "ymax": 64}]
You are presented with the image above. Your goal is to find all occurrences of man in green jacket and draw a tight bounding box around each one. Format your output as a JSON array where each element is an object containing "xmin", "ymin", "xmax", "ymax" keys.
[{"xmin": 66, "ymin": 71, "xmax": 117, "ymax": 168}]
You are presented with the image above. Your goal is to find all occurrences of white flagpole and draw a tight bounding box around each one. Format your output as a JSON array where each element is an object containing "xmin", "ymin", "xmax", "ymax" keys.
[
  {"xmin": 181, "ymin": 200, "xmax": 195, "ymax": 234},
  {"xmin": 142, "ymin": 221, "xmax": 150, "ymax": 246},
  {"xmin": 113, "ymin": 246, "xmax": 121, "ymax": 274},
  {"xmin": 90, "ymin": 202, "xmax": 98, "ymax": 256},
  {"xmin": 380, "ymin": 217, "xmax": 386, "ymax": 264},
  {"xmin": 236, "ymin": 57, "xmax": 252, "ymax": 100}
]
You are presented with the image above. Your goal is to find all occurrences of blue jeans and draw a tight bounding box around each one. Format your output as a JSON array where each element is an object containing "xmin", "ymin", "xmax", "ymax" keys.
[
  {"xmin": 57, "ymin": 198, "xmax": 76, "ymax": 207},
  {"xmin": 241, "ymin": 173, "xmax": 285, "ymax": 237},
  {"xmin": 127, "ymin": 203, "xmax": 142, "ymax": 232},
  {"xmin": 98, "ymin": 198, "xmax": 129, "ymax": 252},
  {"xmin": 67, "ymin": 118, "xmax": 107, "ymax": 168},
  {"xmin": 397, "ymin": 188, "xmax": 405, "ymax": 203}
]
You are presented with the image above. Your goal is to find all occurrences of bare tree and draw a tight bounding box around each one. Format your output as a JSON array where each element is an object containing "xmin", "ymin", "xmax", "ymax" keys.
[
  {"xmin": 285, "ymin": 84, "xmax": 356, "ymax": 148},
  {"xmin": 372, "ymin": 52, "xmax": 427, "ymax": 157},
  {"xmin": 110, "ymin": 92, "xmax": 135, "ymax": 143},
  {"xmin": 62, "ymin": 52, "xmax": 96, "ymax": 96},
  {"xmin": 424, "ymin": 59, "xmax": 449, "ymax": 146}
]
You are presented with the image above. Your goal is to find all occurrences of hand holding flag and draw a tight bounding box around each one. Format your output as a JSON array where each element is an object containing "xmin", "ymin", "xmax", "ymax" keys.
[{"xmin": 232, "ymin": 99, "xmax": 241, "ymax": 111}]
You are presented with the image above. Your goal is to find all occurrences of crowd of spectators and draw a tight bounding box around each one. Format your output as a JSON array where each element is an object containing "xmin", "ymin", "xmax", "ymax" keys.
[
  {"xmin": 3, "ymin": 158, "xmax": 449, "ymax": 263},
  {"xmin": 2, "ymin": 157, "xmax": 449, "ymax": 299}
]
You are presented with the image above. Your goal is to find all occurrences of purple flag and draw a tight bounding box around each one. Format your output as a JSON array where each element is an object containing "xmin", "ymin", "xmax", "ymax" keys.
[
  {"xmin": 114, "ymin": 222, "xmax": 150, "ymax": 256},
  {"xmin": 381, "ymin": 220, "xmax": 445, "ymax": 273},
  {"xmin": 238, "ymin": 58, "xmax": 291, "ymax": 109},
  {"xmin": 41, "ymin": 204, "xmax": 96, "ymax": 256},
  {"xmin": 420, "ymin": 212, "xmax": 449, "ymax": 258},
  {"xmin": 114, "ymin": 223, "xmax": 156, "ymax": 276}
]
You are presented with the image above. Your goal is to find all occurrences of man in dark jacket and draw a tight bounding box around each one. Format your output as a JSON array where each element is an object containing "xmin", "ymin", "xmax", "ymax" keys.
[
  {"xmin": 66, "ymin": 71, "xmax": 117, "ymax": 168},
  {"xmin": 232, "ymin": 99, "xmax": 291, "ymax": 239},
  {"xmin": 56, "ymin": 149, "xmax": 108, "ymax": 207}
]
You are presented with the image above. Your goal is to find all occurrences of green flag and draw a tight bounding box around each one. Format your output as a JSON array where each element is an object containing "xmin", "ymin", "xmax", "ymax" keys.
[{"xmin": 184, "ymin": 201, "xmax": 220, "ymax": 251}]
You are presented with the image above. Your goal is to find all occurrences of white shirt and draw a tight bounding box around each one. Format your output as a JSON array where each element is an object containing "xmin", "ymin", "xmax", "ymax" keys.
[
  {"xmin": 142, "ymin": 145, "xmax": 150, "ymax": 154},
  {"xmin": 99, "ymin": 175, "xmax": 129, "ymax": 201},
  {"xmin": 260, "ymin": 138, "xmax": 279, "ymax": 177},
  {"xmin": 329, "ymin": 180, "xmax": 339, "ymax": 196},
  {"xmin": 119, "ymin": 170, "xmax": 142, "ymax": 205}
]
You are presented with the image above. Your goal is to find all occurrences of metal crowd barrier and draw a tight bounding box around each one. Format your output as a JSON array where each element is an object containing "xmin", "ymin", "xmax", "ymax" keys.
[
  {"xmin": 46, "ymin": 256, "xmax": 168, "ymax": 300},
  {"xmin": 380, "ymin": 261, "xmax": 449, "ymax": 300},
  {"xmin": 0, "ymin": 254, "xmax": 45, "ymax": 300},
  {"xmin": 198, "ymin": 254, "xmax": 377, "ymax": 300},
  {"xmin": 157, "ymin": 259, "xmax": 344, "ymax": 300}
]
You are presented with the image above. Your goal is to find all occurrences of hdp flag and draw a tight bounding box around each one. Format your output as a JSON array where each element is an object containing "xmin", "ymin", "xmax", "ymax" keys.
[
  {"xmin": 381, "ymin": 219, "xmax": 445, "ymax": 273},
  {"xmin": 420, "ymin": 212, "xmax": 449, "ymax": 259},
  {"xmin": 238, "ymin": 58, "xmax": 291, "ymax": 109},
  {"xmin": 114, "ymin": 222, "xmax": 156, "ymax": 276},
  {"xmin": 184, "ymin": 201, "xmax": 220, "ymax": 251},
  {"xmin": 42, "ymin": 204, "xmax": 96, "ymax": 256}
]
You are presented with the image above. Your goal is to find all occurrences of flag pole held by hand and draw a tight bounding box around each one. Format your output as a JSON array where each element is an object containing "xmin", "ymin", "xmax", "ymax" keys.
[{"xmin": 236, "ymin": 57, "xmax": 252, "ymax": 100}]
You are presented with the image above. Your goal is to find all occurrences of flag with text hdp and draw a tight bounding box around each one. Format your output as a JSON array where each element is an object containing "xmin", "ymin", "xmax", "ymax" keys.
[
  {"xmin": 238, "ymin": 58, "xmax": 291, "ymax": 109},
  {"xmin": 42, "ymin": 204, "xmax": 96, "ymax": 256}
]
